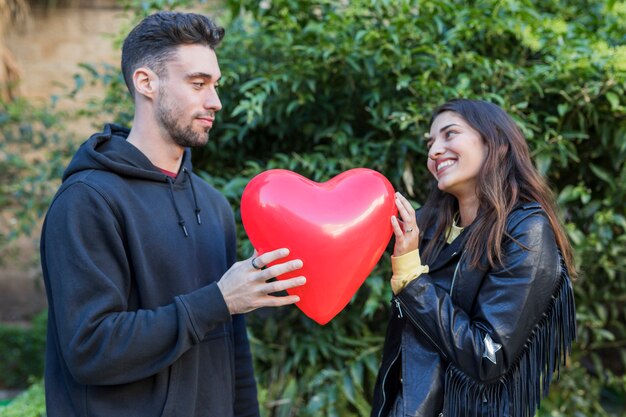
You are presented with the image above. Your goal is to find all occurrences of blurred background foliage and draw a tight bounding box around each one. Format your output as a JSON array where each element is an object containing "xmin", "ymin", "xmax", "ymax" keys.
[{"xmin": 1, "ymin": 0, "xmax": 625, "ymax": 416}]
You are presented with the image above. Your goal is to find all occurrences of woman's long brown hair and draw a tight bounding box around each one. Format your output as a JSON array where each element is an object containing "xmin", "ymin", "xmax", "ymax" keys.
[{"xmin": 418, "ymin": 99, "xmax": 576, "ymax": 278}]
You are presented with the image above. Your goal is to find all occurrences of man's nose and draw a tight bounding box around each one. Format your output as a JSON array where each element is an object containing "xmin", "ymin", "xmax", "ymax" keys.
[{"xmin": 204, "ymin": 90, "xmax": 222, "ymax": 112}]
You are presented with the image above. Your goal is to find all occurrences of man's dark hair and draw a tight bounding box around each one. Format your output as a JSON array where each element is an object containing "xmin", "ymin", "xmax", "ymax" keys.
[{"xmin": 121, "ymin": 11, "xmax": 225, "ymax": 98}]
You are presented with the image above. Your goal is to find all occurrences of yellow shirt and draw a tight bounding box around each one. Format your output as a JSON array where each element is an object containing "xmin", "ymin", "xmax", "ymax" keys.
[{"xmin": 390, "ymin": 221, "xmax": 464, "ymax": 294}]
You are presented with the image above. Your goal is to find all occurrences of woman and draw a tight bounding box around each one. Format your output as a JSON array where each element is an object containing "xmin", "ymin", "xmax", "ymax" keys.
[{"xmin": 371, "ymin": 99, "xmax": 576, "ymax": 417}]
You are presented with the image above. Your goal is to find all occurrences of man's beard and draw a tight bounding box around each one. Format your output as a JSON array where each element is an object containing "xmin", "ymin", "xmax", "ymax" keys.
[{"xmin": 157, "ymin": 90, "xmax": 211, "ymax": 148}]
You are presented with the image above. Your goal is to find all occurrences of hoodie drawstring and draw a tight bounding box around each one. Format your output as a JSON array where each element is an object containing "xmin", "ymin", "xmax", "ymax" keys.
[
  {"xmin": 183, "ymin": 168, "xmax": 202, "ymax": 225},
  {"xmin": 166, "ymin": 177, "xmax": 189, "ymax": 237}
]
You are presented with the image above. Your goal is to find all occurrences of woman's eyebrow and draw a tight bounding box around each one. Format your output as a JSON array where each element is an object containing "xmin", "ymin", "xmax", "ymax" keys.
[
  {"xmin": 439, "ymin": 123, "xmax": 460, "ymax": 132},
  {"xmin": 426, "ymin": 123, "xmax": 461, "ymax": 142}
]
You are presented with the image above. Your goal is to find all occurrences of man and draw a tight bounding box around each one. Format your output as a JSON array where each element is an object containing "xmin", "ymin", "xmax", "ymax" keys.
[{"xmin": 40, "ymin": 11, "xmax": 306, "ymax": 417}]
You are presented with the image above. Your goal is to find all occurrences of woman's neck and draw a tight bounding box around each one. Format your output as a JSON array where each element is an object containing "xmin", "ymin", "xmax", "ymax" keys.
[{"xmin": 456, "ymin": 194, "xmax": 480, "ymax": 227}]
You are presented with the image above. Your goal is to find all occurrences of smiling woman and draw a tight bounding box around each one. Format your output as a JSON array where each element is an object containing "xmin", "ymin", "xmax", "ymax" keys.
[
  {"xmin": 371, "ymin": 98, "xmax": 577, "ymax": 417},
  {"xmin": 426, "ymin": 111, "xmax": 487, "ymax": 224}
]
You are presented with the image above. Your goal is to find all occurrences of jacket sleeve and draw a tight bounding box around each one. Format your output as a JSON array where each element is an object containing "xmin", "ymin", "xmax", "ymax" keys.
[
  {"xmin": 41, "ymin": 182, "xmax": 232, "ymax": 385},
  {"xmin": 390, "ymin": 249, "xmax": 429, "ymax": 294},
  {"xmin": 396, "ymin": 211, "xmax": 564, "ymax": 383}
]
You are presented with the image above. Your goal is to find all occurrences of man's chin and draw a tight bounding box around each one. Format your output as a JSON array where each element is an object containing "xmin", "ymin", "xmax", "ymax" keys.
[
  {"xmin": 195, "ymin": 130, "xmax": 210, "ymax": 146},
  {"xmin": 173, "ymin": 130, "xmax": 210, "ymax": 148}
]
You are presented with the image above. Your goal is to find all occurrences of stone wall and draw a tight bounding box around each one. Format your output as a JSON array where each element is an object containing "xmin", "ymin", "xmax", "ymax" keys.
[
  {"xmin": 7, "ymin": 4, "xmax": 123, "ymax": 106},
  {"xmin": 1, "ymin": 2, "xmax": 222, "ymax": 322},
  {"xmin": 2, "ymin": 4, "xmax": 124, "ymax": 322}
]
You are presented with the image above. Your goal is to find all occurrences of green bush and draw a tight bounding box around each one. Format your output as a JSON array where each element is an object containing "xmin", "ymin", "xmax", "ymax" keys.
[
  {"xmin": 3, "ymin": 0, "xmax": 626, "ymax": 415},
  {"xmin": 206, "ymin": 1, "xmax": 626, "ymax": 415},
  {"xmin": 0, "ymin": 379, "xmax": 45, "ymax": 417},
  {"xmin": 0, "ymin": 97, "xmax": 77, "ymax": 258},
  {"xmin": 0, "ymin": 311, "xmax": 47, "ymax": 389}
]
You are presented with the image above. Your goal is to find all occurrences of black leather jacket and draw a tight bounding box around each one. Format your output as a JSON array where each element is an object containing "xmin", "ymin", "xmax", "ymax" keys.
[{"xmin": 371, "ymin": 203, "xmax": 576, "ymax": 417}]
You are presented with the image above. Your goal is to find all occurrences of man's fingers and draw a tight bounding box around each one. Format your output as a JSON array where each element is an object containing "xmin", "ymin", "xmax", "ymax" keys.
[
  {"xmin": 265, "ymin": 276, "xmax": 306, "ymax": 294},
  {"xmin": 261, "ymin": 258, "xmax": 303, "ymax": 280},
  {"xmin": 240, "ymin": 248, "xmax": 307, "ymax": 310},
  {"xmin": 254, "ymin": 247, "xmax": 290, "ymax": 268},
  {"xmin": 262, "ymin": 294, "xmax": 301, "ymax": 307}
]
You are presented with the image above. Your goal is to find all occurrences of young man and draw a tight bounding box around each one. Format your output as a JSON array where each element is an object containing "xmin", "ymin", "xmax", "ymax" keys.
[{"xmin": 40, "ymin": 11, "xmax": 306, "ymax": 417}]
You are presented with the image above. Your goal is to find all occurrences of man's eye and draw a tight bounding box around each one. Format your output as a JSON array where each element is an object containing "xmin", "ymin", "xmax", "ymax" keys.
[{"xmin": 193, "ymin": 82, "xmax": 205, "ymax": 88}]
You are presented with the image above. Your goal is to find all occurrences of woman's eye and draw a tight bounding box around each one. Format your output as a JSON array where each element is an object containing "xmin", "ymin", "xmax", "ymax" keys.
[{"xmin": 445, "ymin": 130, "xmax": 458, "ymax": 138}]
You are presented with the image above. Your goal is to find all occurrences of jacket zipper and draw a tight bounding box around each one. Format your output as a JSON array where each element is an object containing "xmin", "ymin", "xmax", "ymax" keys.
[
  {"xmin": 449, "ymin": 260, "xmax": 461, "ymax": 298},
  {"xmin": 377, "ymin": 338, "xmax": 402, "ymax": 417},
  {"xmin": 395, "ymin": 296, "xmax": 449, "ymax": 361},
  {"xmin": 394, "ymin": 298, "xmax": 403, "ymax": 318},
  {"xmin": 383, "ymin": 250, "xmax": 459, "ymax": 414}
]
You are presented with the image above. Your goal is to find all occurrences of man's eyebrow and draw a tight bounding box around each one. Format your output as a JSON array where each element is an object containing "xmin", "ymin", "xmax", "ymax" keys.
[{"xmin": 185, "ymin": 72, "xmax": 220, "ymax": 80}]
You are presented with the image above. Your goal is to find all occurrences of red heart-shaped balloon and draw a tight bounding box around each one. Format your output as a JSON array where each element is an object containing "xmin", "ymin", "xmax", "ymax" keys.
[{"xmin": 241, "ymin": 168, "xmax": 396, "ymax": 324}]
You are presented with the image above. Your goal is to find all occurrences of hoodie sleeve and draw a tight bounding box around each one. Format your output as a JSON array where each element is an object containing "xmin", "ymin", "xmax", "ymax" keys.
[
  {"xmin": 42, "ymin": 181, "xmax": 231, "ymax": 385},
  {"xmin": 222, "ymin": 207, "xmax": 260, "ymax": 417},
  {"xmin": 232, "ymin": 314, "xmax": 260, "ymax": 417}
]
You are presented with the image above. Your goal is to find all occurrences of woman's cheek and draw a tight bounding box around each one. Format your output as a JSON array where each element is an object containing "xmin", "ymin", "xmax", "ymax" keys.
[{"xmin": 427, "ymin": 162, "xmax": 437, "ymax": 179}]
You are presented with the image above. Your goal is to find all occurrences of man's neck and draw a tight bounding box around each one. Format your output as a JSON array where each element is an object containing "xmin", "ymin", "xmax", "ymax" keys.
[{"xmin": 126, "ymin": 120, "xmax": 185, "ymax": 173}]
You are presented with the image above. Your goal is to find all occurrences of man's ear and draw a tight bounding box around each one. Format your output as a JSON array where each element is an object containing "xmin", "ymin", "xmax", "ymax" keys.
[{"xmin": 133, "ymin": 67, "xmax": 159, "ymax": 99}]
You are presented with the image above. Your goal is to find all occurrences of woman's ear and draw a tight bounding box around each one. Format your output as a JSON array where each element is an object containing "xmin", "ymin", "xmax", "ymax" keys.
[{"xmin": 133, "ymin": 67, "xmax": 159, "ymax": 99}]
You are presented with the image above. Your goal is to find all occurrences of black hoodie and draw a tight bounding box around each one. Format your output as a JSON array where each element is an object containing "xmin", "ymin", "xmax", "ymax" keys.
[{"xmin": 40, "ymin": 124, "xmax": 259, "ymax": 417}]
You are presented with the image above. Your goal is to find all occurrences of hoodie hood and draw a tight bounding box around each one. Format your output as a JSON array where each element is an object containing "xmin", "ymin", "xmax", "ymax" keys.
[
  {"xmin": 63, "ymin": 123, "xmax": 202, "ymax": 237},
  {"xmin": 63, "ymin": 123, "xmax": 192, "ymax": 184}
]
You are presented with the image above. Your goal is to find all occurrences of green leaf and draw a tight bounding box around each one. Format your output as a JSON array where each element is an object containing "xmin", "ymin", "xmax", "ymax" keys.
[
  {"xmin": 606, "ymin": 92, "xmax": 620, "ymax": 111},
  {"xmin": 557, "ymin": 103, "xmax": 569, "ymax": 117},
  {"xmin": 589, "ymin": 164, "xmax": 615, "ymax": 188}
]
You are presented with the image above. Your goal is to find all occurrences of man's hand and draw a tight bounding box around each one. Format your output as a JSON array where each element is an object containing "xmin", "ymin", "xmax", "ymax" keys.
[{"xmin": 217, "ymin": 248, "xmax": 306, "ymax": 314}]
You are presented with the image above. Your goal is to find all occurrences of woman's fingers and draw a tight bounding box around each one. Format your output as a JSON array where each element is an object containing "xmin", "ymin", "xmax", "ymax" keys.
[
  {"xmin": 395, "ymin": 192, "xmax": 416, "ymax": 228},
  {"xmin": 397, "ymin": 192, "xmax": 414, "ymax": 212},
  {"xmin": 391, "ymin": 215, "xmax": 404, "ymax": 237}
]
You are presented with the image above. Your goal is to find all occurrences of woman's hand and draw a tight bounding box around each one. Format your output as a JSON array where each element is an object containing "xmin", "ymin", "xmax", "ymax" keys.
[{"xmin": 391, "ymin": 192, "xmax": 420, "ymax": 257}]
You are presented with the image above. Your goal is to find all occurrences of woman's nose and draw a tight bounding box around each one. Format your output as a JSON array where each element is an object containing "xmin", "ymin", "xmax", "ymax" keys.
[{"xmin": 428, "ymin": 138, "xmax": 444, "ymax": 159}]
